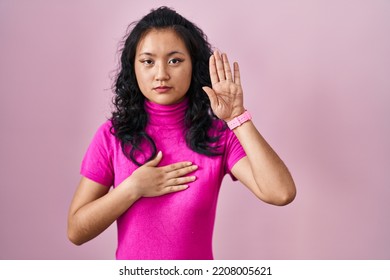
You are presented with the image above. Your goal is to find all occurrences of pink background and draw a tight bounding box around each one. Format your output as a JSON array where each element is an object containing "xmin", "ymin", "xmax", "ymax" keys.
[{"xmin": 1, "ymin": 0, "xmax": 389, "ymax": 259}]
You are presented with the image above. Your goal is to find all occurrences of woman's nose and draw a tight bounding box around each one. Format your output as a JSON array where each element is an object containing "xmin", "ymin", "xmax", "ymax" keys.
[{"xmin": 155, "ymin": 64, "xmax": 170, "ymax": 81}]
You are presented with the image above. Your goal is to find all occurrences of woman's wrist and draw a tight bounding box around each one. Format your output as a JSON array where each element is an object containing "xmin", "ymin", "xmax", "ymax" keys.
[
  {"xmin": 119, "ymin": 177, "xmax": 143, "ymax": 201},
  {"xmin": 223, "ymin": 107, "xmax": 246, "ymax": 122},
  {"xmin": 226, "ymin": 110, "xmax": 252, "ymax": 130}
]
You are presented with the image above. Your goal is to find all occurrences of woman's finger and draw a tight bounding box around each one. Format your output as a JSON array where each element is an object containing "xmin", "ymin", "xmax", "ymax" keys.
[
  {"xmin": 161, "ymin": 161, "xmax": 193, "ymax": 173},
  {"xmin": 161, "ymin": 185, "xmax": 189, "ymax": 194},
  {"xmin": 202, "ymin": 86, "xmax": 218, "ymax": 107},
  {"xmin": 233, "ymin": 62, "xmax": 241, "ymax": 85},
  {"xmin": 222, "ymin": 53, "xmax": 233, "ymax": 81},
  {"xmin": 209, "ymin": 54, "xmax": 219, "ymax": 85},
  {"xmin": 165, "ymin": 164, "xmax": 198, "ymax": 179},
  {"xmin": 144, "ymin": 151, "xmax": 163, "ymax": 167},
  {"xmin": 214, "ymin": 50, "xmax": 226, "ymax": 81},
  {"xmin": 167, "ymin": 175, "xmax": 197, "ymax": 186}
]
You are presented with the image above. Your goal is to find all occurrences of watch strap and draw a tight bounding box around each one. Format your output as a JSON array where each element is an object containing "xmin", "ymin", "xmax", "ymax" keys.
[{"xmin": 227, "ymin": 111, "xmax": 252, "ymax": 130}]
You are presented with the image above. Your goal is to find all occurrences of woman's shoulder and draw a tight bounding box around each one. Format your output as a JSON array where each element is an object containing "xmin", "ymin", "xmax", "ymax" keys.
[
  {"xmin": 99, "ymin": 119, "xmax": 113, "ymax": 130},
  {"xmin": 93, "ymin": 119, "xmax": 116, "ymax": 141}
]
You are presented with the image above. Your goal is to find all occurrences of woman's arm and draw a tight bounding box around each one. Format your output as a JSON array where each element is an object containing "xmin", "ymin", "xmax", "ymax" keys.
[
  {"xmin": 67, "ymin": 176, "xmax": 136, "ymax": 245},
  {"xmin": 203, "ymin": 51, "xmax": 296, "ymax": 206},
  {"xmin": 67, "ymin": 151, "xmax": 198, "ymax": 245},
  {"xmin": 230, "ymin": 122, "xmax": 296, "ymax": 206}
]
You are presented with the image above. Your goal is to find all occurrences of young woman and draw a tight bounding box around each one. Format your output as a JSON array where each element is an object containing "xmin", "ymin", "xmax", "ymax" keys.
[{"xmin": 67, "ymin": 6, "xmax": 296, "ymax": 260}]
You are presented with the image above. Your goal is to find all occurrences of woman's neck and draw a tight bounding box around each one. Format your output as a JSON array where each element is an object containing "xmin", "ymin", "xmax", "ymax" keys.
[{"xmin": 144, "ymin": 98, "xmax": 188, "ymax": 127}]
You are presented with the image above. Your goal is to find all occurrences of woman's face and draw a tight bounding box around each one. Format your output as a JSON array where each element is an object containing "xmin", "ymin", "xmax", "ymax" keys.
[{"xmin": 134, "ymin": 28, "xmax": 192, "ymax": 105}]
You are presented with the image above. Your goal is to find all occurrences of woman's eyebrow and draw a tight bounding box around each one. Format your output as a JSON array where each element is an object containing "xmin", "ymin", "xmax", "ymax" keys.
[
  {"xmin": 167, "ymin": 51, "xmax": 186, "ymax": 56},
  {"xmin": 138, "ymin": 51, "xmax": 186, "ymax": 57},
  {"xmin": 138, "ymin": 52, "xmax": 154, "ymax": 57}
]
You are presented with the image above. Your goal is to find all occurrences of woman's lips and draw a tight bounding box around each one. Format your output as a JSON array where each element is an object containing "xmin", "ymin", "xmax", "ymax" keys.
[{"xmin": 154, "ymin": 86, "xmax": 172, "ymax": 93}]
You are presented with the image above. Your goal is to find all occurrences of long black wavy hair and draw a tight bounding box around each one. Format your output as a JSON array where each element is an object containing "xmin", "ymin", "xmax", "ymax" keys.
[{"xmin": 111, "ymin": 6, "xmax": 223, "ymax": 166}]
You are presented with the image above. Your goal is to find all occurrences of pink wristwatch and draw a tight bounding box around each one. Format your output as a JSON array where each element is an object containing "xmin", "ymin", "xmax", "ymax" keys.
[{"xmin": 226, "ymin": 111, "xmax": 252, "ymax": 130}]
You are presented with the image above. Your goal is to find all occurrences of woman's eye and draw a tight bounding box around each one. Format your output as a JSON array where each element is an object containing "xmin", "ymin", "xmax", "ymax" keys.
[
  {"xmin": 168, "ymin": 58, "xmax": 182, "ymax": 65},
  {"xmin": 141, "ymin": 59, "xmax": 153, "ymax": 65}
]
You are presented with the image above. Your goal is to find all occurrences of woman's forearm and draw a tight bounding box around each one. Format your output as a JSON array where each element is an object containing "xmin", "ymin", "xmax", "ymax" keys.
[
  {"xmin": 233, "ymin": 120, "xmax": 296, "ymax": 204},
  {"xmin": 67, "ymin": 182, "xmax": 140, "ymax": 246}
]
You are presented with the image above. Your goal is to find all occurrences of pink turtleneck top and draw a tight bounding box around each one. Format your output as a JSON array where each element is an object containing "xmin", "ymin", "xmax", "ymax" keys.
[{"xmin": 80, "ymin": 98, "xmax": 246, "ymax": 259}]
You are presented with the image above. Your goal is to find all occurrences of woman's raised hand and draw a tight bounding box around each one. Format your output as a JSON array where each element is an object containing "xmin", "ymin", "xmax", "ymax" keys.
[
  {"xmin": 202, "ymin": 50, "xmax": 245, "ymax": 122},
  {"xmin": 126, "ymin": 151, "xmax": 198, "ymax": 198}
]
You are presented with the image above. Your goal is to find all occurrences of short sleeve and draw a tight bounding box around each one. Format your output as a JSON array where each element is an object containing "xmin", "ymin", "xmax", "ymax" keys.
[
  {"xmin": 80, "ymin": 121, "xmax": 114, "ymax": 187},
  {"xmin": 224, "ymin": 128, "xmax": 247, "ymax": 180}
]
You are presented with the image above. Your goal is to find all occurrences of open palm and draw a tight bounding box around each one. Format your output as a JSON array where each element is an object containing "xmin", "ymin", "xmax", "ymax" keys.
[{"xmin": 202, "ymin": 51, "xmax": 245, "ymax": 121}]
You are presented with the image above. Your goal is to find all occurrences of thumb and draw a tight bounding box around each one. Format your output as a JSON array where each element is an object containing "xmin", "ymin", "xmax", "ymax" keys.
[
  {"xmin": 202, "ymin": 86, "xmax": 218, "ymax": 107},
  {"xmin": 145, "ymin": 151, "xmax": 163, "ymax": 167}
]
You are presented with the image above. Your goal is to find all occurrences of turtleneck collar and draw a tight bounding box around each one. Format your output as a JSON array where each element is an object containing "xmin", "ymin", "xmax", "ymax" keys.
[{"xmin": 145, "ymin": 97, "xmax": 188, "ymax": 127}]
